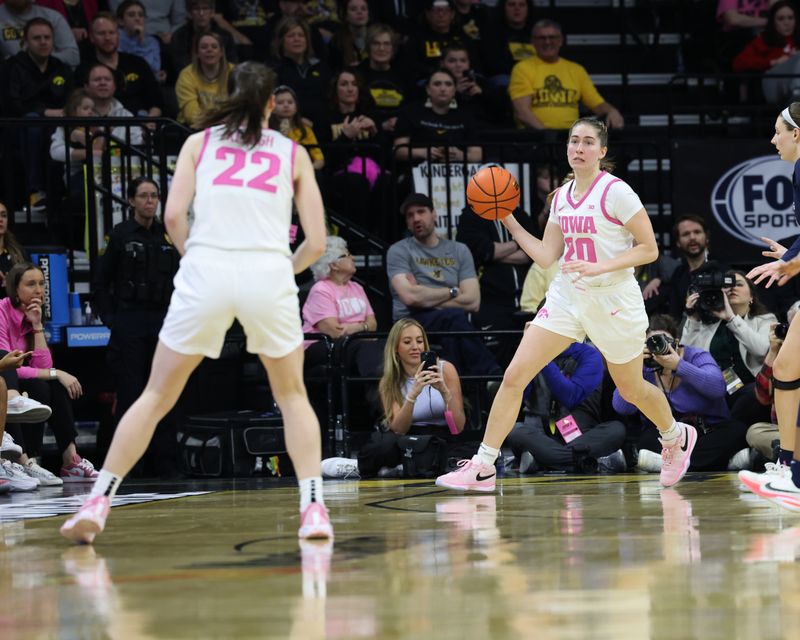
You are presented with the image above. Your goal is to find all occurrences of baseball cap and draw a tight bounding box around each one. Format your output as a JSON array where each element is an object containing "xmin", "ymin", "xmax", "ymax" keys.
[
  {"xmin": 426, "ymin": 0, "xmax": 455, "ymax": 8},
  {"xmin": 400, "ymin": 193, "xmax": 434, "ymax": 214}
]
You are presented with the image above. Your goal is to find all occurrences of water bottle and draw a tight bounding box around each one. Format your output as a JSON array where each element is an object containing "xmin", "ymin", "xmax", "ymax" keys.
[
  {"xmin": 69, "ymin": 292, "xmax": 83, "ymax": 326},
  {"xmin": 83, "ymin": 301, "xmax": 94, "ymax": 325}
]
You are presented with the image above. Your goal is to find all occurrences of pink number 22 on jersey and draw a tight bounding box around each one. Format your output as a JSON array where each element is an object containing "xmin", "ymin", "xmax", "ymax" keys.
[{"xmin": 212, "ymin": 146, "xmax": 281, "ymax": 193}]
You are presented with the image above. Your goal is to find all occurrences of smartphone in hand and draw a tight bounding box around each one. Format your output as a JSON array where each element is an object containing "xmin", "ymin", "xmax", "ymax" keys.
[{"xmin": 421, "ymin": 350, "xmax": 437, "ymax": 371}]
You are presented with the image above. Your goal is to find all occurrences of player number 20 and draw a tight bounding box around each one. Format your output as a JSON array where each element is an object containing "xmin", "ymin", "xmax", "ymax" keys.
[{"xmin": 563, "ymin": 237, "xmax": 597, "ymax": 263}]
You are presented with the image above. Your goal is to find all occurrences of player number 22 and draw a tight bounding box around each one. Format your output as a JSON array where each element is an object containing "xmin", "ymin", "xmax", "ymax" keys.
[
  {"xmin": 564, "ymin": 237, "xmax": 597, "ymax": 263},
  {"xmin": 212, "ymin": 146, "xmax": 280, "ymax": 193}
]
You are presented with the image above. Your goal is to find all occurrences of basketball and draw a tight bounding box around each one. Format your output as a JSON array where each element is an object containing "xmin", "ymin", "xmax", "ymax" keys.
[{"xmin": 466, "ymin": 166, "xmax": 520, "ymax": 220}]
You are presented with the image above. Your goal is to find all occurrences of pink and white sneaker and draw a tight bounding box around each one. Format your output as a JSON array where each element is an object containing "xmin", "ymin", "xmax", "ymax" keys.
[
  {"xmin": 659, "ymin": 423, "xmax": 697, "ymax": 488},
  {"xmin": 739, "ymin": 462, "xmax": 792, "ymax": 494},
  {"xmin": 298, "ymin": 502, "xmax": 334, "ymax": 540},
  {"xmin": 61, "ymin": 455, "xmax": 99, "ymax": 482},
  {"xmin": 60, "ymin": 496, "xmax": 110, "ymax": 544},
  {"xmin": 752, "ymin": 475, "xmax": 800, "ymax": 512},
  {"xmin": 435, "ymin": 456, "xmax": 497, "ymax": 492}
]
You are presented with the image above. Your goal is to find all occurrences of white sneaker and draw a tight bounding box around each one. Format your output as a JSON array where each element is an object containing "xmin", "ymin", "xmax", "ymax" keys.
[
  {"xmin": 0, "ymin": 459, "xmax": 38, "ymax": 491},
  {"xmin": 519, "ymin": 451, "xmax": 538, "ymax": 474},
  {"xmin": 320, "ymin": 457, "xmax": 360, "ymax": 479},
  {"xmin": 23, "ymin": 458, "xmax": 63, "ymax": 486},
  {"xmin": 727, "ymin": 448, "xmax": 756, "ymax": 471},
  {"xmin": 7, "ymin": 395, "xmax": 52, "ymax": 423},
  {"xmin": 1, "ymin": 432, "xmax": 22, "ymax": 456},
  {"xmin": 739, "ymin": 462, "xmax": 792, "ymax": 493},
  {"xmin": 637, "ymin": 449, "xmax": 663, "ymax": 473}
]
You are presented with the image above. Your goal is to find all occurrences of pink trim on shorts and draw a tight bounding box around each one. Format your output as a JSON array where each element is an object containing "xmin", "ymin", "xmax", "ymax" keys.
[
  {"xmin": 195, "ymin": 128, "xmax": 211, "ymax": 169},
  {"xmin": 290, "ymin": 141, "xmax": 298, "ymax": 194},
  {"xmin": 565, "ymin": 170, "xmax": 607, "ymax": 209},
  {"xmin": 600, "ymin": 177, "xmax": 623, "ymax": 226}
]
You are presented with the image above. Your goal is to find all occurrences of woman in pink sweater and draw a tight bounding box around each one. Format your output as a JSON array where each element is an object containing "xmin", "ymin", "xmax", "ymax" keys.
[{"xmin": 0, "ymin": 263, "xmax": 97, "ymax": 482}]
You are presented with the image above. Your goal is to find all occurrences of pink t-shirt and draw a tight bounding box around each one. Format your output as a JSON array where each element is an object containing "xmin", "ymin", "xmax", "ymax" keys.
[
  {"xmin": 301, "ymin": 279, "xmax": 374, "ymax": 348},
  {"xmin": 716, "ymin": 0, "xmax": 770, "ymax": 29}
]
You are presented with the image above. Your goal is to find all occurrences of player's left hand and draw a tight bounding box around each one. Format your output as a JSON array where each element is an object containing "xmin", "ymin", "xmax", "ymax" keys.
[{"xmin": 561, "ymin": 260, "xmax": 605, "ymax": 282}]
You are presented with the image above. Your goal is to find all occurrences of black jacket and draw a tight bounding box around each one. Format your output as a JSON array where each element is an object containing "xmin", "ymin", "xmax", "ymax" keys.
[
  {"xmin": 4, "ymin": 52, "xmax": 73, "ymax": 116},
  {"xmin": 78, "ymin": 51, "xmax": 163, "ymax": 115}
]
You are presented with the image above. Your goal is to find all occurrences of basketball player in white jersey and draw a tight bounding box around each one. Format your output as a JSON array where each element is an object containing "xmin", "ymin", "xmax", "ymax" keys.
[
  {"xmin": 61, "ymin": 62, "xmax": 332, "ymax": 543},
  {"xmin": 437, "ymin": 117, "xmax": 697, "ymax": 491}
]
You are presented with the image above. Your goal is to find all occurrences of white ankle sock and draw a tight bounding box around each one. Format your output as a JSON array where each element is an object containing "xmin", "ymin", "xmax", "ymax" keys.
[
  {"xmin": 90, "ymin": 470, "xmax": 122, "ymax": 501},
  {"xmin": 477, "ymin": 443, "xmax": 500, "ymax": 467},
  {"xmin": 300, "ymin": 476, "xmax": 325, "ymax": 511},
  {"xmin": 660, "ymin": 420, "xmax": 681, "ymax": 444}
]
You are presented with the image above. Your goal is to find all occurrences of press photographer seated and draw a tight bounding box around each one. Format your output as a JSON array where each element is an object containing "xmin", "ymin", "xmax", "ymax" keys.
[
  {"xmin": 614, "ymin": 314, "xmax": 749, "ymax": 472},
  {"xmin": 321, "ymin": 318, "xmax": 469, "ymax": 479},
  {"xmin": 681, "ymin": 270, "xmax": 776, "ymax": 423}
]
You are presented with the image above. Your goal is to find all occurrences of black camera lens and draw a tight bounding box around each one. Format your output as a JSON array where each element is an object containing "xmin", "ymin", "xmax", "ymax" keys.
[
  {"xmin": 775, "ymin": 323, "xmax": 790, "ymax": 340},
  {"xmin": 646, "ymin": 333, "xmax": 672, "ymax": 355}
]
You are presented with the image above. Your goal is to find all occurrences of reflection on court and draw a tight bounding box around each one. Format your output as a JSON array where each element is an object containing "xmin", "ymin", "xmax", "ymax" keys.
[{"xmin": 2, "ymin": 474, "xmax": 800, "ymax": 639}]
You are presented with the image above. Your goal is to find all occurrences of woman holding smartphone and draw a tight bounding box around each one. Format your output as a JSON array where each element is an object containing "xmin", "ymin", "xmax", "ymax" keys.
[{"xmin": 321, "ymin": 318, "xmax": 467, "ymax": 478}]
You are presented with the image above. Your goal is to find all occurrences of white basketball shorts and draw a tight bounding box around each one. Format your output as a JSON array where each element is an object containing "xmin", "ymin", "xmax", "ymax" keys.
[
  {"xmin": 159, "ymin": 247, "xmax": 302, "ymax": 359},
  {"xmin": 532, "ymin": 273, "xmax": 648, "ymax": 364}
]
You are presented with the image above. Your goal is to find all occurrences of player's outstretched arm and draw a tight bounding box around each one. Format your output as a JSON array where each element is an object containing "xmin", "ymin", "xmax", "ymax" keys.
[
  {"xmin": 502, "ymin": 213, "xmax": 564, "ymax": 269},
  {"xmin": 164, "ymin": 131, "xmax": 204, "ymax": 255},
  {"xmin": 292, "ymin": 144, "xmax": 327, "ymax": 274}
]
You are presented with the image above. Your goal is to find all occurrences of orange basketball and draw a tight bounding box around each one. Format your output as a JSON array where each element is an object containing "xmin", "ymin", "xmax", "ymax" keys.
[{"xmin": 466, "ymin": 166, "xmax": 520, "ymax": 220}]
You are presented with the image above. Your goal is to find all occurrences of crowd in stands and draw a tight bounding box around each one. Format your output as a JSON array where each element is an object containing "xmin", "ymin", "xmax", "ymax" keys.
[{"xmin": 0, "ymin": 0, "xmax": 799, "ymax": 486}]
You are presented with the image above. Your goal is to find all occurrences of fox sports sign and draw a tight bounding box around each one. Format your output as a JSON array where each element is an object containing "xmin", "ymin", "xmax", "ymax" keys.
[{"xmin": 711, "ymin": 155, "xmax": 798, "ymax": 246}]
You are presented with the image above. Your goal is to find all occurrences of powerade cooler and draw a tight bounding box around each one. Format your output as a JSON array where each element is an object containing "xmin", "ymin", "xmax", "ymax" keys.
[{"xmin": 30, "ymin": 250, "xmax": 68, "ymax": 344}]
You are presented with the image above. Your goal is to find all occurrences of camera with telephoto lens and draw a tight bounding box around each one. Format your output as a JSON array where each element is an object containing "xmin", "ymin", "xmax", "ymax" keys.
[
  {"xmin": 688, "ymin": 270, "xmax": 736, "ymax": 319},
  {"xmin": 775, "ymin": 323, "xmax": 790, "ymax": 340},
  {"xmin": 644, "ymin": 333, "xmax": 676, "ymax": 371}
]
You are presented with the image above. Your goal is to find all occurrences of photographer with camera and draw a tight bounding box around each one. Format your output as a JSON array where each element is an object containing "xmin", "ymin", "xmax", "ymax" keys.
[
  {"xmin": 682, "ymin": 270, "xmax": 776, "ymax": 424},
  {"xmin": 614, "ymin": 314, "xmax": 749, "ymax": 472}
]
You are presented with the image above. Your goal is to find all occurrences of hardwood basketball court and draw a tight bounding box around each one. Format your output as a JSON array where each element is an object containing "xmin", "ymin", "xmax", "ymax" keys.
[{"xmin": 1, "ymin": 473, "xmax": 798, "ymax": 639}]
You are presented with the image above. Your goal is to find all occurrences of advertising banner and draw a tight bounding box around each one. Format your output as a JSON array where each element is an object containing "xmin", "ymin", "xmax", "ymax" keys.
[{"xmin": 672, "ymin": 139, "xmax": 798, "ymax": 264}]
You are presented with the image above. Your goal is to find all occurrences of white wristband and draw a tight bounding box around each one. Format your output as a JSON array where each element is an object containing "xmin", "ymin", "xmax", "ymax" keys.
[{"xmin": 405, "ymin": 395, "xmax": 416, "ymax": 404}]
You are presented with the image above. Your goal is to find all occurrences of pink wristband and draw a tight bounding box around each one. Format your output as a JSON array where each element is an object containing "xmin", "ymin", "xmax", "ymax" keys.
[{"xmin": 445, "ymin": 410, "xmax": 459, "ymax": 435}]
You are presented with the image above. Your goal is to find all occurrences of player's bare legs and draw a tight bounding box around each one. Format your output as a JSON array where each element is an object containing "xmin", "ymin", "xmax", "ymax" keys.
[
  {"xmin": 436, "ymin": 325, "xmax": 573, "ymax": 491},
  {"xmin": 260, "ymin": 346, "xmax": 332, "ymax": 539},
  {"xmin": 608, "ymin": 356, "xmax": 696, "ymax": 487}
]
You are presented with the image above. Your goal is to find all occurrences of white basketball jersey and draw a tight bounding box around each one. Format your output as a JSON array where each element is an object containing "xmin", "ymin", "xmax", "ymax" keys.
[
  {"xmin": 548, "ymin": 171, "xmax": 644, "ymax": 287},
  {"xmin": 186, "ymin": 125, "xmax": 297, "ymax": 254}
]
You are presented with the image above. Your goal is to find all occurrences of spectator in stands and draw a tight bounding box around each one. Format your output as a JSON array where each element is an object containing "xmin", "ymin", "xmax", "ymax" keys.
[
  {"xmin": 0, "ymin": 0, "xmax": 79, "ymax": 67},
  {"xmin": 357, "ymin": 23, "xmax": 410, "ymax": 132},
  {"xmin": 615, "ymin": 314, "xmax": 749, "ymax": 473},
  {"xmin": 261, "ymin": 0, "xmax": 327, "ymax": 62},
  {"xmin": 115, "ymin": 0, "xmax": 164, "ymax": 80},
  {"xmin": 682, "ymin": 270, "xmax": 776, "ymax": 423},
  {"xmin": 393, "ymin": 68, "xmax": 482, "ymax": 164},
  {"xmin": 456, "ymin": 193, "xmax": 536, "ymax": 365},
  {"xmin": 93, "ymin": 176, "xmax": 179, "ymax": 475},
  {"xmin": 175, "ymin": 32, "xmax": 233, "ymax": 128},
  {"xmin": 82, "ymin": 61, "xmax": 144, "ymax": 144},
  {"xmin": 50, "ymin": 88, "xmax": 125, "ymax": 197},
  {"xmin": 716, "ymin": 0, "xmax": 772, "ymax": 70},
  {"xmin": 509, "ymin": 19, "xmax": 623, "ymax": 132},
  {"xmin": 637, "ymin": 247, "xmax": 681, "ymax": 316},
  {"xmin": 745, "ymin": 299, "xmax": 800, "ymax": 461},
  {"xmin": 401, "ymin": 0, "xmax": 470, "ymax": 82},
  {"xmin": 733, "ymin": 1, "xmax": 800, "ymax": 104},
  {"xmin": 219, "ymin": 0, "xmax": 269, "ymax": 53},
  {"xmin": 108, "ymin": 0, "xmax": 186, "ymax": 46},
  {"xmin": 37, "ymin": 0, "xmax": 99, "ymax": 49},
  {"xmin": 387, "ymin": 193, "xmax": 501, "ymax": 376},
  {"xmin": 268, "ymin": 16, "xmax": 331, "ymax": 127},
  {"xmin": 482, "ymin": 0, "xmax": 536, "ymax": 89},
  {"xmin": 440, "ymin": 42, "xmax": 502, "ymax": 125},
  {"xmin": 321, "ymin": 317, "xmax": 468, "ymax": 479},
  {"xmin": 302, "ymin": 235, "xmax": 379, "ymax": 375},
  {"xmin": 269, "ymin": 84, "xmax": 324, "ymax": 169},
  {"xmin": 0, "ymin": 262, "xmax": 99, "ymax": 482},
  {"xmin": 328, "ymin": 0, "xmax": 370, "ymax": 70},
  {"xmin": 79, "ymin": 13, "xmax": 164, "ymax": 119},
  {"xmin": 324, "ymin": 68, "xmax": 386, "ymax": 228},
  {"xmin": 507, "ymin": 341, "xmax": 627, "ymax": 474},
  {"xmin": 665, "ymin": 214, "xmax": 729, "ymax": 320},
  {"xmin": 5, "ymin": 17, "xmax": 74, "ymax": 213},
  {"xmin": 0, "ymin": 201, "xmax": 29, "ymax": 296},
  {"xmin": 170, "ymin": 0, "xmax": 242, "ymax": 73}
]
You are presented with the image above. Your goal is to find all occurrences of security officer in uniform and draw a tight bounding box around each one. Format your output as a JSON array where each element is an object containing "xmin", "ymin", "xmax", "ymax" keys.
[{"xmin": 93, "ymin": 176, "xmax": 179, "ymax": 474}]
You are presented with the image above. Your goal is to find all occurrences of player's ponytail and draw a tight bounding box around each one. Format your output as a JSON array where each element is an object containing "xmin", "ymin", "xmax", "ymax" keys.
[{"xmin": 196, "ymin": 61, "xmax": 278, "ymax": 149}]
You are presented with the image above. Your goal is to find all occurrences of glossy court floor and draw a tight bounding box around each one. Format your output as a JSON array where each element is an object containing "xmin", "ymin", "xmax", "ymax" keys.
[{"xmin": 1, "ymin": 473, "xmax": 799, "ymax": 640}]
